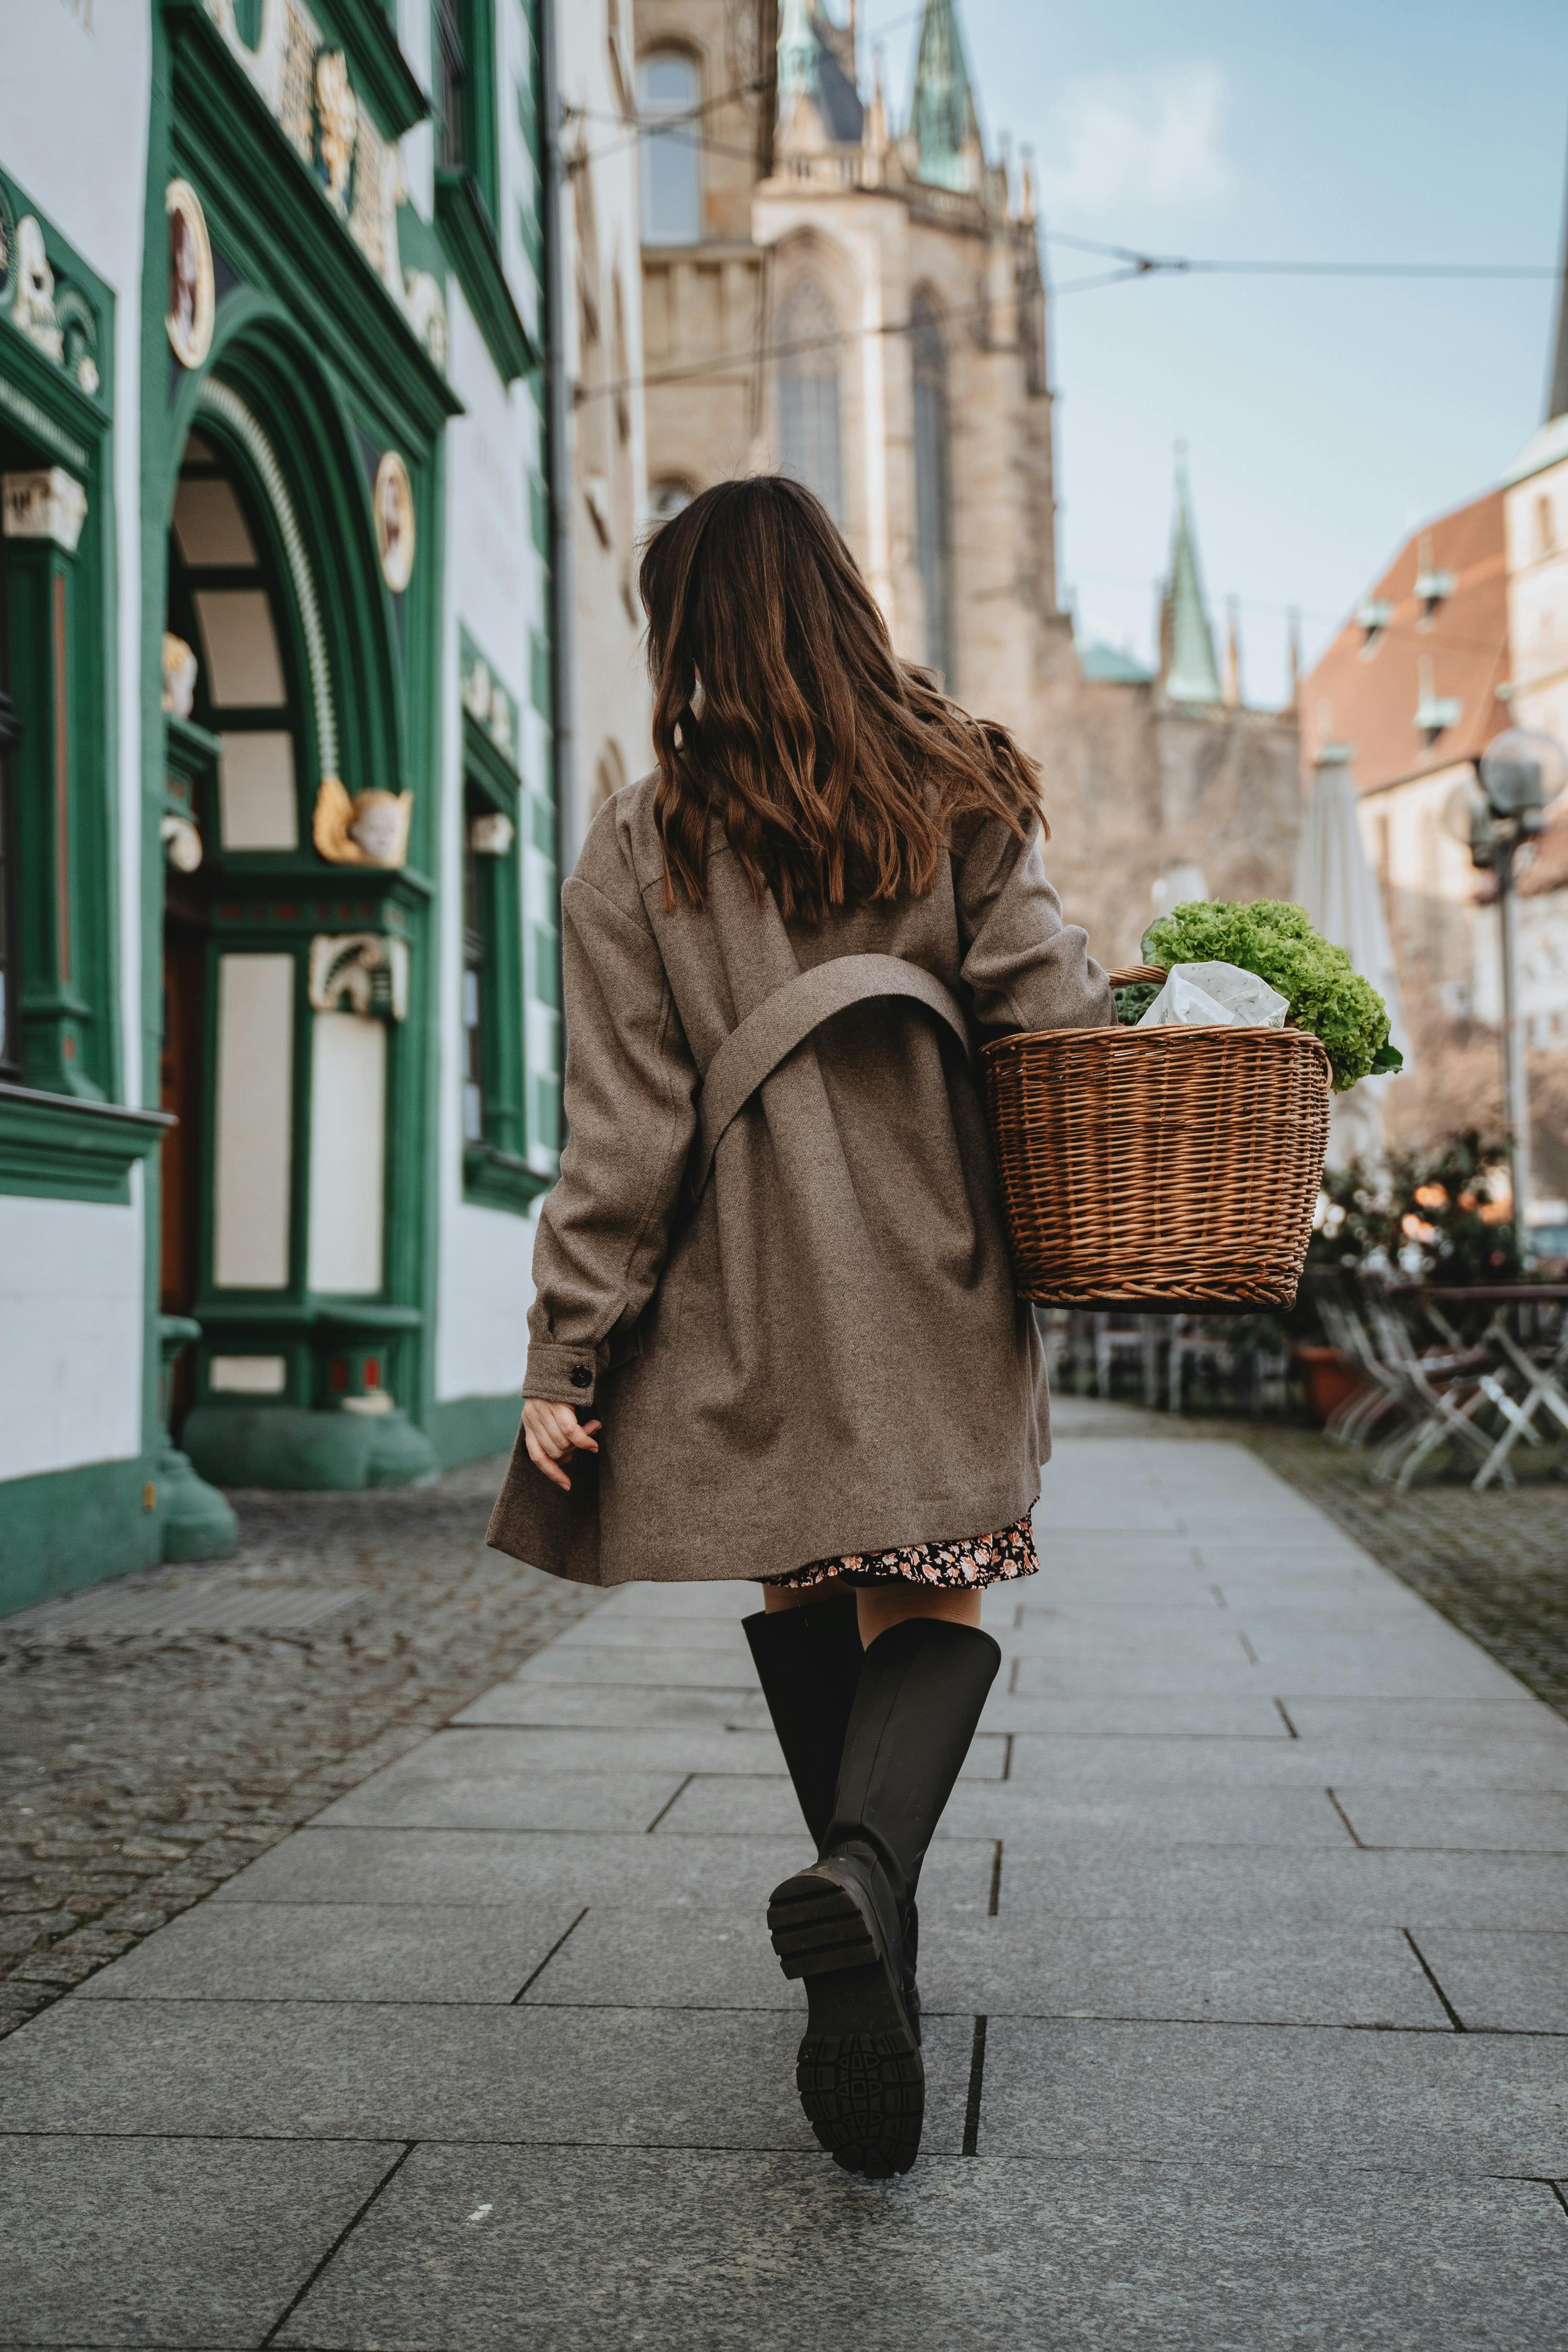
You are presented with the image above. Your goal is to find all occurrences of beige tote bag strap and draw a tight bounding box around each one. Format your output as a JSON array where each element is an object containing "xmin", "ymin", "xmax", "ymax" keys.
[{"xmin": 690, "ymin": 952, "xmax": 971, "ymax": 1199}]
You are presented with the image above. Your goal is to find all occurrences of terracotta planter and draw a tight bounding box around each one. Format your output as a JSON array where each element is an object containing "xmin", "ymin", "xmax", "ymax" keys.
[{"xmin": 1294, "ymin": 1344, "xmax": 1366, "ymax": 1427}]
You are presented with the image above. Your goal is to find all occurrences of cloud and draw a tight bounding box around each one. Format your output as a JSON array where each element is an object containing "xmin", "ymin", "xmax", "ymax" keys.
[{"xmin": 1035, "ymin": 65, "xmax": 1233, "ymax": 222}]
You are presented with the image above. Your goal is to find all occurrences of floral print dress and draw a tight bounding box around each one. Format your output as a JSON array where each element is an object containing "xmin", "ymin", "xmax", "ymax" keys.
[{"xmin": 771, "ymin": 1514, "xmax": 1038, "ymax": 1594}]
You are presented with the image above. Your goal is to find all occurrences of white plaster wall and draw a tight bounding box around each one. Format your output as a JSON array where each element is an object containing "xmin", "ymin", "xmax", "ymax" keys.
[
  {"xmin": 0, "ymin": 1187, "xmax": 145, "ymax": 1480},
  {"xmin": 558, "ymin": 0, "xmax": 651, "ymax": 866},
  {"xmin": 3, "ymin": 0, "xmax": 152, "ymax": 1474},
  {"xmin": 433, "ymin": 281, "xmax": 545, "ymax": 1403}
]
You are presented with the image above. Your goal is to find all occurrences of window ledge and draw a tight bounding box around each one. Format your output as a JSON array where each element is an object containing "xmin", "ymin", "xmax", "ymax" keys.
[
  {"xmin": 435, "ymin": 169, "xmax": 536, "ymax": 385},
  {"xmin": 0, "ymin": 1084, "xmax": 173, "ymax": 1205},
  {"xmin": 463, "ymin": 1142, "xmax": 555, "ymax": 1216}
]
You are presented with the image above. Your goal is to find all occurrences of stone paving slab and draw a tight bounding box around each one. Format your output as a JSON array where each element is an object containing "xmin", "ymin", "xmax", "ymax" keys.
[
  {"xmin": 203, "ymin": 1824, "xmax": 997, "ymax": 1915},
  {"xmin": 1331, "ymin": 1785, "xmax": 1568, "ymax": 1853},
  {"xmin": 0, "ymin": 2132, "xmax": 399, "ymax": 2349},
  {"xmin": 273, "ymin": 2144, "xmax": 1568, "ymax": 2352},
  {"xmin": 654, "ymin": 1770, "xmax": 1355, "ymax": 1849},
  {"xmin": 1406, "ymin": 1929, "xmax": 1568, "ymax": 2033},
  {"xmin": 453, "ymin": 1679, "xmax": 764, "ymax": 1728},
  {"xmin": 315, "ymin": 1761, "xmax": 689, "ymax": 1833},
  {"xmin": 522, "ymin": 1901, "xmax": 1449, "ymax": 2030},
  {"xmin": 989, "ymin": 1833, "xmax": 1568, "ymax": 1930},
  {"xmin": 1005, "ymin": 1730, "xmax": 1568, "ymax": 1792},
  {"xmin": 978, "ymin": 2013, "xmax": 1568, "ymax": 2176},
  {"xmin": 0, "ymin": 1994, "xmax": 973, "ymax": 2155},
  {"xmin": 74, "ymin": 1899, "xmax": 584, "ymax": 2006}
]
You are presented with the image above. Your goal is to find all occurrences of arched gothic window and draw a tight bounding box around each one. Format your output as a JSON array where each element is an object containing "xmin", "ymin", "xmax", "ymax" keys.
[
  {"xmin": 639, "ymin": 52, "xmax": 701, "ymax": 246},
  {"xmin": 777, "ymin": 280, "xmax": 843, "ymax": 526},
  {"xmin": 910, "ymin": 294, "xmax": 953, "ymax": 686}
]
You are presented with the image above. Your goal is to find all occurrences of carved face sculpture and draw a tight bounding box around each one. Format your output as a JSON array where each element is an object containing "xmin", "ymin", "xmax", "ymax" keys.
[{"xmin": 348, "ymin": 792, "xmax": 407, "ymax": 866}]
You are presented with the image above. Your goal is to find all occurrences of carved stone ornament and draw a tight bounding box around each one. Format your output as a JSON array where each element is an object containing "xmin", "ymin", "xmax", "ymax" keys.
[
  {"xmin": 459, "ymin": 642, "xmax": 518, "ymax": 761},
  {"xmin": 201, "ymin": 0, "xmax": 448, "ymax": 372},
  {"xmin": 2, "ymin": 467, "xmax": 88, "ymax": 552},
  {"xmin": 314, "ymin": 49, "xmax": 358, "ymax": 210},
  {"xmin": 469, "ymin": 811, "xmax": 515, "ymax": 858},
  {"xmin": 165, "ymin": 179, "xmax": 215, "ymax": 370},
  {"xmin": 373, "ymin": 451, "xmax": 415, "ymax": 593},
  {"xmin": 12, "ymin": 215, "xmax": 63, "ymax": 364},
  {"xmin": 2, "ymin": 186, "xmax": 101, "ymax": 397},
  {"xmin": 308, "ymin": 932, "xmax": 409, "ymax": 1021},
  {"xmin": 161, "ymin": 813, "xmax": 204, "ymax": 873},
  {"xmin": 312, "ymin": 775, "xmax": 413, "ymax": 868},
  {"xmin": 162, "ymin": 632, "xmax": 198, "ymax": 718}
]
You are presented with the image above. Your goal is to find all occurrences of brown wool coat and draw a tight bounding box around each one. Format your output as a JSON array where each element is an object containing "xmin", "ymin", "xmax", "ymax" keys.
[{"xmin": 486, "ymin": 775, "xmax": 1113, "ymax": 1586}]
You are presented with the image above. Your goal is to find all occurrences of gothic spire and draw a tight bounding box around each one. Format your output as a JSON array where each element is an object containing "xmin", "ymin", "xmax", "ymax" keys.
[
  {"xmin": 779, "ymin": 0, "xmax": 819, "ymax": 102},
  {"xmin": 1162, "ymin": 448, "xmax": 1222, "ymax": 706},
  {"xmin": 911, "ymin": 0, "xmax": 979, "ymax": 192}
]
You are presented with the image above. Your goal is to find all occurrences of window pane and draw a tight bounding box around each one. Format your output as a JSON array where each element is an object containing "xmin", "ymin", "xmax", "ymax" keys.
[
  {"xmin": 639, "ymin": 52, "xmax": 701, "ymax": 245},
  {"xmin": 218, "ymin": 731, "xmax": 297, "ymax": 850},
  {"xmin": 173, "ymin": 477, "xmax": 258, "ymax": 568},
  {"xmin": 912, "ymin": 302, "xmax": 952, "ymax": 685},
  {"xmin": 194, "ymin": 589, "xmax": 287, "ymax": 707},
  {"xmin": 777, "ymin": 283, "xmax": 843, "ymax": 524}
]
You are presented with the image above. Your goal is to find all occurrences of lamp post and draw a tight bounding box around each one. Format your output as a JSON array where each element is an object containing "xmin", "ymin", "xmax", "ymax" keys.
[{"xmin": 1461, "ymin": 729, "xmax": 1567, "ymax": 1251}]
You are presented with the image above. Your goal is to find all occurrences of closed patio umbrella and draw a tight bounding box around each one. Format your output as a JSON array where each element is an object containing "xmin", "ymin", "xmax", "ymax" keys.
[{"xmin": 1294, "ymin": 747, "xmax": 1408, "ymax": 1168}]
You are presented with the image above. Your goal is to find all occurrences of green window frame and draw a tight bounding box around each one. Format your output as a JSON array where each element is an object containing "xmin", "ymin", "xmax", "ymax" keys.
[
  {"xmin": 0, "ymin": 171, "xmax": 167, "ymax": 1203},
  {"xmin": 460, "ymin": 699, "xmax": 548, "ymax": 1213},
  {"xmin": 432, "ymin": 0, "xmax": 535, "ymax": 385}
]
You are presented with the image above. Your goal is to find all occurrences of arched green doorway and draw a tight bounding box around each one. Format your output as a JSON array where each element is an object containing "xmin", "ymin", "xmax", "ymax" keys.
[{"xmin": 157, "ymin": 336, "xmax": 436, "ymax": 1491}]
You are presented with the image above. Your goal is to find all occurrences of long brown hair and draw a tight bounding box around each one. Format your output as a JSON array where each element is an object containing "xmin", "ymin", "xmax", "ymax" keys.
[{"xmin": 638, "ymin": 475, "xmax": 1044, "ymax": 922}]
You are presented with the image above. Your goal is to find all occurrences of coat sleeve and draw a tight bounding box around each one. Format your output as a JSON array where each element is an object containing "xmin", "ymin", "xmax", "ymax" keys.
[
  {"xmin": 522, "ymin": 871, "xmax": 698, "ymax": 1411},
  {"xmin": 953, "ymin": 817, "xmax": 1115, "ymax": 1040}
]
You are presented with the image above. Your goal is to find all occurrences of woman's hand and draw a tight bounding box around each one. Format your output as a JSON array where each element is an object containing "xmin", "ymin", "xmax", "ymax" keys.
[{"xmin": 522, "ymin": 1398, "xmax": 602, "ymax": 1492}]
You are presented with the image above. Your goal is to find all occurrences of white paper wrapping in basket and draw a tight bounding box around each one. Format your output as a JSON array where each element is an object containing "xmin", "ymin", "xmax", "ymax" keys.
[{"xmin": 1136, "ymin": 961, "xmax": 1290, "ymax": 1031}]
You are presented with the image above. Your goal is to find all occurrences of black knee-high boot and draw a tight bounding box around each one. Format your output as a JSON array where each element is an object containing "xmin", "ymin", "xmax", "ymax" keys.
[
  {"xmin": 766, "ymin": 1616, "xmax": 1000, "ymax": 2177},
  {"xmin": 744, "ymin": 1593, "xmax": 926, "ymax": 2039},
  {"xmin": 742, "ymin": 1593, "xmax": 863, "ymax": 1847}
]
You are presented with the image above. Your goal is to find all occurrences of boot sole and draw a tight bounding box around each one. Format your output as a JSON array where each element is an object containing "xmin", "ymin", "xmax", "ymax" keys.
[{"xmin": 767, "ymin": 1870, "xmax": 924, "ymax": 2178}]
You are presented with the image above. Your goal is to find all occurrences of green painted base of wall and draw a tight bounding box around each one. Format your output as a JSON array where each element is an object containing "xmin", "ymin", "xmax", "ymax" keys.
[
  {"xmin": 0, "ymin": 1456, "xmax": 163, "ymax": 1617},
  {"xmin": 425, "ymin": 1392, "xmax": 522, "ymax": 1470},
  {"xmin": 183, "ymin": 1404, "xmax": 440, "ymax": 1491},
  {"xmin": 158, "ymin": 1443, "xmax": 239, "ymax": 1563}
]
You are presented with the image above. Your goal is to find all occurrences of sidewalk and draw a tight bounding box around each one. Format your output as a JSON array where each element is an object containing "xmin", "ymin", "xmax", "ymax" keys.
[{"xmin": 4, "ymin": 1406, "xmax": 1567, "ymax": 2347}]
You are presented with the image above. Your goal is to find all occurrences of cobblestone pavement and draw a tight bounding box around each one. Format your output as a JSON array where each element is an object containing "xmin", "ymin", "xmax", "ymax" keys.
[
  {"xmin": 1056, "ymin": 1394, "xmax": 1568, "ymax": 1724},
  {"xmin": 0, "ymin": 1460, "xmax": 599, "ymax": 2037}
]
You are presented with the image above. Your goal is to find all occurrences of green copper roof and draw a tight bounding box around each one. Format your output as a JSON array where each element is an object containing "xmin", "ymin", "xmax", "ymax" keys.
[
  {"xmin": 1080, "ymin": 641, "xmax": 1154, "ymax": 686},
  {"xmin": 1164, "ymin": 455, "xmax": 1221, "ymax": 706},
  {"xmin": 912, "ymin": 0, "xmax": 978, "ymax": 191},
  {"xmin": 778, "ymin": 0, "xmax": 818, "ymax": 100}
]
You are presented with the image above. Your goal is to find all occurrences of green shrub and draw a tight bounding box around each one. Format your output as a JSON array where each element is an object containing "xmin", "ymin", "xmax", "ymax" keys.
[{"xmin": 1140, "ymin": 898, "xmax": 1402, "ymax": 1092}]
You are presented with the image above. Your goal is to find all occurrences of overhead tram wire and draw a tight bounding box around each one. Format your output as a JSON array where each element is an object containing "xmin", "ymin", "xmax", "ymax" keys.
[
  {"xmin": 580, "ymin": 235, "xmax": 1556, "ymax": 409},
  {"xmin": 1042, "ymin": 230, "xmax": 1562, "ymax": 284}
]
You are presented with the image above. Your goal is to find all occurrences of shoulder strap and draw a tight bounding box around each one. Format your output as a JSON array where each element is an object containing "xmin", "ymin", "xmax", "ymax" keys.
[{"xmin": 691, "ymin": 952, "xmax": 970, "ymax": 1198}]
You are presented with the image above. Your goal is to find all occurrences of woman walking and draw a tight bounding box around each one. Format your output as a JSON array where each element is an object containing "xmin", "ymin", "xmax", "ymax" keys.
[{"xmin": 488, "ymin": 476, "xmax": 1111, "ymax": 2178}]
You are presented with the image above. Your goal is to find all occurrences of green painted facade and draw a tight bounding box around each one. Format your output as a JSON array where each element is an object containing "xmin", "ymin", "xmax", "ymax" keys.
[{"xmin": 0, "ymin": 0, "xmax": 561, "ymax": 1612}]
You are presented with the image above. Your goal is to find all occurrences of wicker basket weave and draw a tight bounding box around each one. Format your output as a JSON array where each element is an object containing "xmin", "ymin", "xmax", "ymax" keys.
[{"xmin": 980, "ymin": 966, "xmax": 1333, "ymax": 1311}]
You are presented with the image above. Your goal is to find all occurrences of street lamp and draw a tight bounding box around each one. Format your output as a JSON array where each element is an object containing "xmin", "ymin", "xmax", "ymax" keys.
[{"xmin": 1454, "ymin": 728, "xmax": 1568, "ymax": 1250}]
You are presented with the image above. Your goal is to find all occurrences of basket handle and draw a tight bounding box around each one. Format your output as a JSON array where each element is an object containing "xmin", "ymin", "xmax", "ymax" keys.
[{"xmin": 1108, "ymin": 964, "xmax": 1166, "ymax": 988}]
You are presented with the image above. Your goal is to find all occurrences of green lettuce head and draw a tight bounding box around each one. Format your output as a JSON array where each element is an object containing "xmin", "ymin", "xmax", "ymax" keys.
[{"xmin": 1140, "ymin": 899, "xmax": 1402, "ymax": 1093}]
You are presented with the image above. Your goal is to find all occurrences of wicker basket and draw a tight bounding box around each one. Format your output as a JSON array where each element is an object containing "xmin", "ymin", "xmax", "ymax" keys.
[{"xmin": 981, "ymin": 966, "xmax": 1333, "ymax": 1311}]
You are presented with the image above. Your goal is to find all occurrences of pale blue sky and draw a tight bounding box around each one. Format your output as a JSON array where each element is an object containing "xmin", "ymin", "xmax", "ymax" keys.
[{"xmin": 869, "ymin": 0, "xmax": 1568, "ymax": 705}]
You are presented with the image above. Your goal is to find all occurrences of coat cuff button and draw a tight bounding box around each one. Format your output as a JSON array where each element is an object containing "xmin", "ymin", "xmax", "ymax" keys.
[{"xmin": 570, "ymin": 1365, "xmax": 593, "ymax": 1389}]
